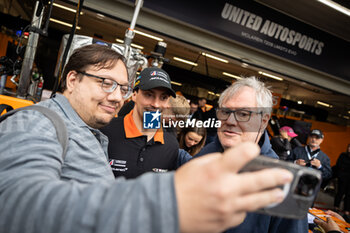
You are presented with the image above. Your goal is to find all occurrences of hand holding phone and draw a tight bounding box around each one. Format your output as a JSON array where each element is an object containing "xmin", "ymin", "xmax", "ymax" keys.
[
  {"xmin": 240, "ymin": 156, "xmax": 322, "ymax": 219},
  {"xmin": 296, "ymin": 159, "xmax": 306, "ymax": 166},
  {"xmin": 314, "ymin": 217, "xmax": 341, "ymax": 232}
]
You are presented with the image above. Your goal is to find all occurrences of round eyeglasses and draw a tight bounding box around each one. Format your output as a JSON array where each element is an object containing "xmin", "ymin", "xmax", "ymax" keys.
[
  {"xmin": 216, "ymin": 108, "xmax": 262, "ymax": 122},
  {"xmin": 77, "ymin": 71, "xmax": 132, "ymax": 99}
]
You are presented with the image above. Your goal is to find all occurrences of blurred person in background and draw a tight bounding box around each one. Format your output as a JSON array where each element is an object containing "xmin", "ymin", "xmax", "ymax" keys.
[
  {"xmin": 162, "ymin": 94, "xmax": 190, "ymax": 135},
  {"xmin": 271, "ymin": 126, "xmax": 297, "ymax": 160},
  {"xmin": 334, "ymin": 143, "xmax": 350, "ymax": 218},
  {"xmin": 191, "ymin": 97, "xmax": 206, "ymax": 120},
  {"xmin": 188, "ymin": 98, "xmax": 199, "ymax": 119},
  {"xmin": 203, "ymin": 101, "xmax": 219, "ymax": 145},
  {"xmin": 291, "ymin": 129, "xmax": 332, "ymax": 188},
  {"xmin": 178, "ymin": 125, "xmax": 207, "ymax": 156}
]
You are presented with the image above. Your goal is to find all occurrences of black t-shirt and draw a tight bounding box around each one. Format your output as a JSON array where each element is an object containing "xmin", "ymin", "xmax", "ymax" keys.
[
  {"xmin": 101, "ymin": 110, "xmax": 179, "ymax": 179},
  {"xmin": 117, "ymin": 100, "xmax": 134, "ymax": 117}
]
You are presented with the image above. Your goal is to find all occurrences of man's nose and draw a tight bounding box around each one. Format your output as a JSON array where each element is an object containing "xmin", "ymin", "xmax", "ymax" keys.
[
  {"xmin": 226, "ymin": 112, "xmax": 238, "ymax": 125},
  {"xmin": 152, "ymin": 98, "xmax": 161, "ymax": 108}
]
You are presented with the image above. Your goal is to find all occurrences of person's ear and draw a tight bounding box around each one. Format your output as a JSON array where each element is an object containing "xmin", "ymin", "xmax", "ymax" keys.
[
  {"xmin": 260, "ymin": 113, "xmax": 270, "ymax": 130},
  {"xmin": 131, "ymin": 90, "xmax": 137, "ymax": 102},
  {"xmin": 65, "ymin": 70, "xmax": 79, "ymax": 93}
]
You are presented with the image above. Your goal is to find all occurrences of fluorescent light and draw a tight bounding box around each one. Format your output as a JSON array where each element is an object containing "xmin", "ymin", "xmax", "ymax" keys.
[
  {"xmin": 222, "ymin": 72, "xmax": 242, "ymax": 80},
  {"xmin": 258, "ymin": 71, "xmax": 283, "ymax": 81},
  {"xmin": 96, "ymin": 13, "xmax": 105, "ymax": 19},
  {"xmin": 52, "ymin": 3, "xmax": 83, "ymax": 15},
  {"xmin": 171, "ymin": 81, "xmax": 182, "ymax": 86},
  {"xmin": 115, "ymin": 39, "xmax": 144, "ymax": 49},
  {"xmin": 317, "ymin": 0, "xmax": 350, "ymax": 17},
  {"xmin": 208, "ymin": 92, "xmax": 221, "ymax": 97},
  {"xmin": 241, "ymin": 62, "xmax": 249, "ymax": 68},
  {"xmin": 201, "ymin": 53, "xmax": 228, "ymax": 63},
  {"xmin": 49, "ymin": 18, "xmax": 81, "ymax": 30},
  {"xmin": 344, "ymin": 116, "xmax": 350, "ymax": 120},
  {"xmin": 173, "ymin": 57, "xmax": 198, "ymax": 66},
  {"xmin": 297, "ymin": 101, "xmax": 302, "ymax": 104},
  {"xmin": 134, "ymin": 30, "xmax": 163, "ymax": 41},
  {"xmin": 317, "ymin": 101, "xmax": 332, "ymax": 108},
  {"xmin": 130, "ymin": 43, "xmax": 144, "ymax": 50}
]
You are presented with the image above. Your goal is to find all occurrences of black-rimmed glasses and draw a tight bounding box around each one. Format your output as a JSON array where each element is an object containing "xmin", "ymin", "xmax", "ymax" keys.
[
  {"xmin": 216, "ymin": 108, "xmax": 262, "ymax": 122},
  {"xmin": 77, "ymin": 71, "xmax": 132, "ymax": 98}
]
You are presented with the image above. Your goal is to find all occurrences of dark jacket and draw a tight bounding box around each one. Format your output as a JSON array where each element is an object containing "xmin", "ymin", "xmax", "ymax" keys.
[
  {"xmin": 191, "ymin": 108, "xmax": 205, "ymax": 121},
  {"xmin": 335, "ymin": 152, "xmax": 350, "ymax": 178},
  {"xmin": 270, "ymin": 136, "xmax": 292, "ymax": 160},
  {"xmin": 177, "ymin": 149, "xmax": 192, "ymax": 168},
  {"xmin": 290, "ymin": 137, "xmax": 303, "ymax": 149},
  {"xmin": 290, "ymin": 146, "xmax": 332, "ymax": 182},
  {"xmin": 117, "ymin": 100, "xmax": 134, "ymax": 117},
  {"xmin": 195, "ymin": 131, "xmax": 308, "ymax": 233},
  {"xmin": 195, "ymin": 131, "xmax": 278, "ymax": 159}
]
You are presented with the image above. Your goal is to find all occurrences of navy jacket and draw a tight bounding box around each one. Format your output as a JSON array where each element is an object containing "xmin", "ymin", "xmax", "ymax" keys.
[
  {"xmin": 195, "ymin": 131, "xmax": 308, "ymax": 233},
  {"xmin": 290, "ymin": 146, "xmax": 332, "ymax": 182},
  {"xmin": 195, "ymin": 131, "xmax": 278, "ymax": 159}
]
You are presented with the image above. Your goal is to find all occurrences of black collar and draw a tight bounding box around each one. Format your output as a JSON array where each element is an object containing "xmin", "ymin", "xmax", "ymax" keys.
[{"xmin": 307, "ymin": 145, "xmax": 320, "ymax": 156}]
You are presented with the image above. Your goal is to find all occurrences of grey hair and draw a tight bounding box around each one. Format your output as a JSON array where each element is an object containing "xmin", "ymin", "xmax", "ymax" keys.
[{"xmin": 218, "ymin": 76, "xmax": 273, "ymax": 115}]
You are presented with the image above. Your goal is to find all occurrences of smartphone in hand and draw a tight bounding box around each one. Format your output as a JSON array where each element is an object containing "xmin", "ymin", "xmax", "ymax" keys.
[{"xmin": 240, "ymin": 156, "xmax": 322, "ymax": 219}]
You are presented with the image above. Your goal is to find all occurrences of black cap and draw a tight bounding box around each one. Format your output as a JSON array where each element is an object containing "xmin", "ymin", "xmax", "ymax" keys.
[
  {"xmin": 310, "ymin": 129, "xmax": 324, "ymax": 139},
  {"xmin": 133, "ymin": 67, "xmax": 176, "ymax": 97}
]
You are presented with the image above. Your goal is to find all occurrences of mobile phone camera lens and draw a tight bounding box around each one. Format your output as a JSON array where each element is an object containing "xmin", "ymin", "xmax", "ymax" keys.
[{"xmin": 294, "ymin": 174, "xmax": 320, "ymax": 197}]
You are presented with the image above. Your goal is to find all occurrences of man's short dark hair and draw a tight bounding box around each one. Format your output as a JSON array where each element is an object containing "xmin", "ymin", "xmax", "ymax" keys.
[
  {"xmin": 60, "ymin": 44, "xmax": 127, "ymax": 92},
  {"xmin": 190, "ymin": 98, "xmax": 199, "ymax": 105}
]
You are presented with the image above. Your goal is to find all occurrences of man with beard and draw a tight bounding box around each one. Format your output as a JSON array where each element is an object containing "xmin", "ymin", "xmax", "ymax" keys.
[{"xmin": 101, "ymin": 67, "xmax": 179, "ymax": 179}]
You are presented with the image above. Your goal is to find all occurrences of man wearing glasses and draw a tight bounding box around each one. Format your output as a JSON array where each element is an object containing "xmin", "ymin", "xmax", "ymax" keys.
[
  {"xmin": 195, "ymin": 77, "xmax": 307, "ymax": 233},
  {"xmin": 0, "ymin": 45, "xmax": 295, "ymax": 233},
  {"xmin": 195, "ymin": 77, "xmax": 277, "ymax": 159}
]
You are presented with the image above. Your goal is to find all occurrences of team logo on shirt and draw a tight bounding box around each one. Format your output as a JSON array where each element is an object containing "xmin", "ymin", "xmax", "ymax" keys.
[
  {"xmin": 152, "ymin": 168, "xmax": 168, "ymax": 173},
  {"xmin": 109, "ymin": 159, "xmax": 128, "ymax": 172},
  {"xmin": 143, "ymin": 110, "xmax": 161, "ymax": 129}
]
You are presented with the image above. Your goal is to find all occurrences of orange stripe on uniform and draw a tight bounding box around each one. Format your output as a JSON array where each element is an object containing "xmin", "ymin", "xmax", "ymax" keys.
[
  {"xmin": 154, "ymin": 128, "xmax": 164, "ymax": 144},
  {"xmin": 124, "ymin": 110, "xmax": 143, "ymax": 138}
]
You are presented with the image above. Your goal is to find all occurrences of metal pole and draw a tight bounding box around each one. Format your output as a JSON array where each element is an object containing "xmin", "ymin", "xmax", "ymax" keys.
[
  {"xmin": 17, "ymin": 1, "xmax": 43, "ymax": 99},
  {"xmin": 123, "ymin": 0, "xmax": 144, "ymax": 65},
  {"xmin": 124, "ymin": 0, "xmax": 143, "ymax": 48},
  {"xmin": 129, "ymin": 0, "xmax": 143, "ymax": 31}
]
